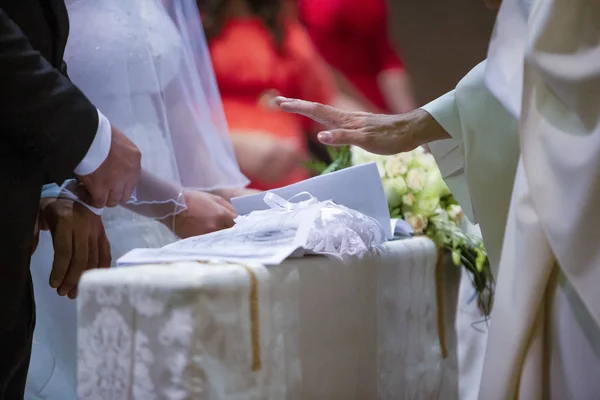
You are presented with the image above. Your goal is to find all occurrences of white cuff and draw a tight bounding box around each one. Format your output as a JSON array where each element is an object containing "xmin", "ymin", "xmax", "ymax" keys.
[
  {"xmin": 421, "ymin": 90, "xmax": 461, "ymax": 140},
  {"xmin": 74, "ymin": 109, "xmax": 112, "ymax": 176},
  {"xmin": 41, "ymin": 184, "xmax": 62, "ymax": 199},
  {"xmin": 40, "ymin": 181, "xmax": 104, "ymax": 216}
]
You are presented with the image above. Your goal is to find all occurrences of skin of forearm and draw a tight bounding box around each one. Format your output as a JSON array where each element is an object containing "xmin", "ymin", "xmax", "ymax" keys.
[
  {"xmin": 395, "ymin": 108, "xmax": 451, "ymax": 147},
  {"xmin": 122, "ymin": 170, "xmax": 184, "ymax": 221}
]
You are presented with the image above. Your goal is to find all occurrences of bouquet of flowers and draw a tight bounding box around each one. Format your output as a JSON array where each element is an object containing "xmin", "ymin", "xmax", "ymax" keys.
[{"xmin": 309, "ymin": 145, "xmax": 493, "ymax": 315}]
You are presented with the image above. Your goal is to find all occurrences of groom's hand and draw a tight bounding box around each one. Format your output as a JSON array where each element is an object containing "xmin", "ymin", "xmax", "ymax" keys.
[
  {"xmin": 39, "ymin": 198, "xmax": 111, "ymax": 299},
  {"xmin": 78, "ymin": 125, "xmax": 142, "ymax": 208}
]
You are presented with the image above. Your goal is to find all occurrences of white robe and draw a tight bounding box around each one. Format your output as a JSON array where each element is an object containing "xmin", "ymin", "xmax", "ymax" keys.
[
  {"xmin": 424, "ymin": 0, "xmax": 600, "ymax": 397},
  {"xmin": 480, "ymin": 0, "xmax": 600, "ymax": 398},
  {"xmin": 422, "ymin": 62, "xmax": 519, "ymax": 400}
]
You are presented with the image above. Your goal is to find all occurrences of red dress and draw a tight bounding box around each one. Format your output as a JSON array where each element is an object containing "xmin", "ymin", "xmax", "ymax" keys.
[
  {"xmin": 298, "ymin": 0, "xmax": 404, "ymax": 112},
  {"xmin": 209, "ymin": 18, "xmax": 335, "ymax": 190}
]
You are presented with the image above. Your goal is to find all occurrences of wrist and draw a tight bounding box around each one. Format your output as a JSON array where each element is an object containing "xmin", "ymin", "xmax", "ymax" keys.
[
  {"xmin": 39, "ymin": 197, "xmax": 56, "ymax": 211},
  {"xmin": 403, "ymin": 109, "xmax": 451, "ymax": 147},
  {"xmin": 159, "ymin": 190, "xmax": 187, "ymax": 233}
]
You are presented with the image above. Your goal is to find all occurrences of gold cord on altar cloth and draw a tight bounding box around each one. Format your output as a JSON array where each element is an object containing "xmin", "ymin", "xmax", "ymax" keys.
[
  {"xmin": 435, "ymin": 249, "xmax": 448, "ymax": 359},
  {"xmin": 192, "ymin": 261, "xmax": 263, "ymax": 372},
  {"xmin": 242, "ymin": 265, "xmax": 262, "ymax": 371}
]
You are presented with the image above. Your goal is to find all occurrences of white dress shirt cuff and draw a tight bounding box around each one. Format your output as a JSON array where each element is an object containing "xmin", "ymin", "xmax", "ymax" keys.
[{"xmin": 74, "ymin": 109, "xmax": 112, "ymax": 176}]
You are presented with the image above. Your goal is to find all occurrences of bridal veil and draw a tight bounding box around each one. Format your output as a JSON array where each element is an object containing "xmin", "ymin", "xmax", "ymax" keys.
[{"xmin": 64, "ymin": 0, "xmax": 248, "ymax": 218}]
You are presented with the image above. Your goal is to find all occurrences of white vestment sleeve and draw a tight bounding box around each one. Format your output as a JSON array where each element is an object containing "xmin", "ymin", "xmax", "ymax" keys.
[{"xmin": 421, "ymin": 91, "xmax": 476, "ymax": 223}]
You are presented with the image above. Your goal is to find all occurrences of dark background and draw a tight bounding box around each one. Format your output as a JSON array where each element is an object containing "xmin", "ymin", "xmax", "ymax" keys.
[{"xmin": 387, "ymin": 0, "xmax": 497, "ymax": 106}]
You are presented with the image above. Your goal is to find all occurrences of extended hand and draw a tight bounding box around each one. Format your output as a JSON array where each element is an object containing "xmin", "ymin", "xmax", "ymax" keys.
[
  {"xmin": 166, "ymin": 190, "xmax": 238, "ymax": 239},
  {"xmin": 39, "ymin": 198, "xmax": 111, "ymax": 298},
  {"xmin": 78, "ymin": 125, "xmax": 142, "ymax": 208},
  {"xmin": 275, "ymin": 97, "xmax": 448, "ymax": 155}
]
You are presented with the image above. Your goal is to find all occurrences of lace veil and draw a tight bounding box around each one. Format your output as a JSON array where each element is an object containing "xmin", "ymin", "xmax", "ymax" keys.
[{"xmin": 64, "ymin": 0, "xmax": 248, "ymax": 218}]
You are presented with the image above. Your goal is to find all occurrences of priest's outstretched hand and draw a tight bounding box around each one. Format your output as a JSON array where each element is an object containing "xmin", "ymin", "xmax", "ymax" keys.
[{"xmin": 275, "ymin": 97, "xmax": 450, "ymax": 155}]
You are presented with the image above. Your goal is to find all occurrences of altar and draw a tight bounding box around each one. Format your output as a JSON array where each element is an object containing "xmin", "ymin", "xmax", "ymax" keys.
[{"xmin": 77, "ymin": 237, "xmax": 460, "ymax": 399}]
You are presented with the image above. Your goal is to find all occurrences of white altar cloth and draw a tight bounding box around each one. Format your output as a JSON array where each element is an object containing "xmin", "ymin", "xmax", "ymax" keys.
[{"xmin": 77, "ymin": 237, "xmax": 459, "ymax": 399}]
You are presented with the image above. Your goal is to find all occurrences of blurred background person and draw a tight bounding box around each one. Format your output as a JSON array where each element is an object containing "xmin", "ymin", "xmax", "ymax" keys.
[
  {"xmin": 296, "ymin": 0, "xmax": 416, "ymax": 114},
  {"xmin": 199, "ymin": 0, "xmax": 342, "ymax": 190}
]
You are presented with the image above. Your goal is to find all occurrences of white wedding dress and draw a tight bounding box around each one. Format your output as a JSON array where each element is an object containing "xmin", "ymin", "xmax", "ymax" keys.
[{"xmin": 25, "ymin": 0, "xmax": 246, "ymax": 398}]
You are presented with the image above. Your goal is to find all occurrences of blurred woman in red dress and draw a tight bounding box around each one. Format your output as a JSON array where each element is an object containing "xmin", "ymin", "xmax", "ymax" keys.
[
  {"xmin": 198, "ymin": 0, "xmax": 339, "ymax": 190},
  {"xmin": 297, "ymin": 0, "xmax": 416, "ymax": 114}
]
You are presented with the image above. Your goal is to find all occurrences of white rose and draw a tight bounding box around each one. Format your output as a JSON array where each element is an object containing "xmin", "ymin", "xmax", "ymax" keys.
[
  {"xmin": 412, "ymin": 146, "xmax": 426, "ymax": 156},
  {"xmin": 414, "ymin": 193, "xmax": 440, "ymax": 215},
  {"xmin": 404, "ymin": 212, "xmax": 428, "ymax": 234},
  {"xmin": 405, "ymin": 167, "xmax": 427, "ymax": 192},
  {"xmin": 376, "ymin": 160, "xmax": 387, "ymax": 178},
  {"xmin": 413, "ymin": 153, "xmax": 437, "ymax": 170},
  {"xmin": 423, "ymin": 168, "xmax": 451, "ymax": 197},
  {"xmin": 435, "ymin": 208, "xmax": 450, "ymax": 222},
  {"xmin": 382, "ymin": 177, "xmax": 408, "ymax": 208},
  {"xmin": 402, "ymin": 193, "xmax": 416, "ymax": 207},
  {"xmin": 392, "ymin": 152, "xmax": 413, "ymax": 166},
  {"xmin": 351, "ymin": 146, "xmax": 380, "ymax": 165},
  {"xmin": 384, "ymin": 157, "xmax": 408, "ymax": 177},
  {"xmin": 447, "ymin": 204, "xmax": 464, "ymax": 222}
]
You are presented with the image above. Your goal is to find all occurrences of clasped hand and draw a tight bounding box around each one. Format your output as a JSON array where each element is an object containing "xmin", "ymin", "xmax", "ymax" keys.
[
  {"xmin": 77, "ymin": 125, "xmax": 142, "ymax": 208},
  {"xmin": 37, "ymin": 197, "xmax": 111, "ymax": 299},
  {"xmin": 163, "ymin": 190, "xmax": 238, "ymax": 239}
]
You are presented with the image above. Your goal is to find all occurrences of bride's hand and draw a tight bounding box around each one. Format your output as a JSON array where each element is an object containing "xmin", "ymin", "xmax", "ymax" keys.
[{"xmin": 168, "ymin": 191, "xmax": 237, "ymax": 239}]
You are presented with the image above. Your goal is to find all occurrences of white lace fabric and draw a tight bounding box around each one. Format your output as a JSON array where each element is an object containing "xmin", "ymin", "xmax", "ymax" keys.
[
  {"xmin": 234, "ymin": 192, "xmax": 388, "ymax": 261},
  {"xmin": 77, "ymin": 262, "xmax": 300, "ymax": 399},
  {"xmin": 77, "ymin": 239, "xmax": 458, "ymax": 399}
]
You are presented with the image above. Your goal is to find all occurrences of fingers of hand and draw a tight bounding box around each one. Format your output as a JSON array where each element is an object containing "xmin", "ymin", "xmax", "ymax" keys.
[
  {"xmin": 73, "ymin": 183, "xmax": 95, "ymax": 205},
  {"xmin": 88, "ymin": 235, "xmax": 99, "ymax": 270},
  {"xmin": 217, "ymin": 207, "xmax": 236, "ymax": 229},
  {"xmin": 87, "ymin": 184, "xmax": 109, "ymax": 208},
  {"xmin": 67, "ymin": 286, "xmax": 78, "ymax": 300},
  {"xmin": 49, "ymin": 220, "xmax": 73, "ymax": 290},
  {"xmin": 121, "ymin": 181, "xmax": 136, "ymax": 204},
  {"xmin": 106, "ymin": 184, "xmax": 125, "ymax": 208},
  {"xmin": 99, "ymin": 231, "xmax": 112, "ymax": 269},
  {"xmin": 216, "ymin": 196, "xmax": 237, "ymax": 215},
  {"xmin": 317, "ymin": 128, "xmax": 364, "ymax": 146},
  {"xmin": 57, "ymin": 217, "xmax": 90, "ymax": 296},
  {"xmin": 276, "ymin": 98, "xmax": 341, "ymax": 127}
]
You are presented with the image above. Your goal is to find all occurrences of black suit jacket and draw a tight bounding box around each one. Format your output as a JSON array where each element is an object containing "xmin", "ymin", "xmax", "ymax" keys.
[{"xmin": 0, "ymin": 1, "xmax": 99, "ymax": 397}]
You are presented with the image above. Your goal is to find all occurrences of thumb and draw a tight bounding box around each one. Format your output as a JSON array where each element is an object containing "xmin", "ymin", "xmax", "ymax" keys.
[{"xmin": 317, "ymin": 129, "xmax": 362, "ymax": 147}]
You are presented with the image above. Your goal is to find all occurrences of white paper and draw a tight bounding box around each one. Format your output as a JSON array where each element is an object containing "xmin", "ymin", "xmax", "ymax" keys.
[
  {"xmin": 118, "ymin": 223, "xmax": 304, "ymax": 267},
  {"xmin": 232, "ymin": 163, "xmax": 393, "ymax": 239},
  {"xmin": 391, "ymin": 219, "xmax": 414, "ymax": 237},
  {"xmin": 117, "ymin": 200, "xmax": 319, "ymax": 266}
]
